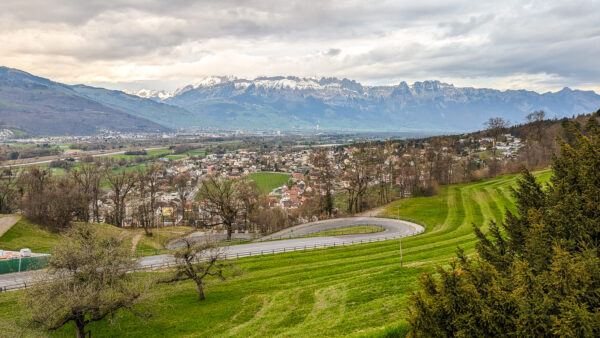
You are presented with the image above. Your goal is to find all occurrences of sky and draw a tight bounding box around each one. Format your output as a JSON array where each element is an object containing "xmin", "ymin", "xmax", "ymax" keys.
[{"xmin": 0, "ymin": 0, "xmax": 599, "ymax": 93}]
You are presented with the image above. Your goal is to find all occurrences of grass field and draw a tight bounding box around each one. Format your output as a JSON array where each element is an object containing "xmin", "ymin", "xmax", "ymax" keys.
[
  {"xmin": 302, "ymin": 225, "xmax": 384, "ymax": 237},
  {"xmin": 248, "ymin": 172, "xmax": 291, "ymax": 193},
  {"xmin": 0, "ymin": 170, "xmax": 552, "ymax": 337},
  {"xmin": 161, "ymin": 154, "xmax": 187, "ymax": 160},
  {"xmin": 110, "ymin": 148, "xmax": 171, "ymax": 161}
]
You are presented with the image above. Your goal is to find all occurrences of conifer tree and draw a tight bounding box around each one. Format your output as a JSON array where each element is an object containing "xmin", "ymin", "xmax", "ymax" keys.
[{"xmin": 408, "ymin": 116, "xmax": 600, "ymax": 337}]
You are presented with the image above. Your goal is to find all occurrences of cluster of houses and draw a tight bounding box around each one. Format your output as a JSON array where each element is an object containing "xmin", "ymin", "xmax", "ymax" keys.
[
  {"xmin": 94, "ymin": 148, "xmax": 319, "ymax": 226},
  {"xmin": 91, "ymin": 131, "xmax": 527, "ymax": 227}
]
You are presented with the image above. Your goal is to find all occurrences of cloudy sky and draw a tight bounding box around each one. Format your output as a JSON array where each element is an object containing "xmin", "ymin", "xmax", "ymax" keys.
[{"xmin": 1, "ymin": 0, "xmax": 599, "ymax": 93}]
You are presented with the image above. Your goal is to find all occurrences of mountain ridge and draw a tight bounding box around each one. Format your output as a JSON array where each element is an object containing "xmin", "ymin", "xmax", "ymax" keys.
[
  {"xmin": 1, "ymin": 67, "xmax": 599, "ymax": 135},
  {"xmin": 0, "ymin": 67, "xmax": 169, "ymax": 136},
  {"xmin": 155, "ymin": 76, "xmax": 600, "ymax": 131}
]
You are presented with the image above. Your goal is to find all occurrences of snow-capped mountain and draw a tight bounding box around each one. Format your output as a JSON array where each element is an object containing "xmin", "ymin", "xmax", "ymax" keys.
[
  {"xmin": 126, "ymin": 76, "xmax": 599, "ymax": 131},
  {"xmin": 7, "ymin": 66, "xmax": 596, "ymax": 134},
  {"xmin": 123, "ymin": 89, "xmax": 174, "ymax": 101}
]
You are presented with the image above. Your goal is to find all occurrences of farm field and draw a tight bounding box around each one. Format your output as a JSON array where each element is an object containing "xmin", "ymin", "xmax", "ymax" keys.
[
  {"xmin": 0, "ymin": 169, "xmax": 551, "ymax": 337},
  {"xmin": 109, "ymin": 148, "xmax": 171, "ymax": 160},
  {"xmin": 247, "ymin": 172, "xmax": 291, "ymax": 193}
]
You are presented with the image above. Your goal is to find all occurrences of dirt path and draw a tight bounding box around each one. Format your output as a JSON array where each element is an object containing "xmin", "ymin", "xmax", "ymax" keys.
[
  {"xmin": 0, "ymin": 215, "xmax": 20, "ymax": 238},
  {"xmin": 357, "ymin": 207, "xmax": 385, "ymax": 217},
  {"xmin": 131, "ymin": 233, "xmax": 142, "ymax": 253}
]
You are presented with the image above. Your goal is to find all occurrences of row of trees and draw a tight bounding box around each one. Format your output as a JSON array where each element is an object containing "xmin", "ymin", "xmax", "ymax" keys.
[{"xmin": 1, "ymin": 163, "xmax": 170, "ymax": 233}]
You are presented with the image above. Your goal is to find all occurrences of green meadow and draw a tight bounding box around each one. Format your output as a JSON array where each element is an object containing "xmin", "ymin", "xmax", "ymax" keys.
[{"xmin": 247, "ymin": 172, "xmax": 291, "ymax": 193}]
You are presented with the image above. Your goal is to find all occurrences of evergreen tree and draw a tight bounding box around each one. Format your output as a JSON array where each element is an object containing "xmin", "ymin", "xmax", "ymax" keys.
[{"xmin": 408, "ymin": 116, "xmax": 600, "ymax": 337}]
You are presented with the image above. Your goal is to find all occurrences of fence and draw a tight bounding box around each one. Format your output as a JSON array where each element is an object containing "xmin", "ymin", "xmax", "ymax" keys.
[{"xmin": 0, "ymin": 255, "xmax": 50, "ymax": 275}]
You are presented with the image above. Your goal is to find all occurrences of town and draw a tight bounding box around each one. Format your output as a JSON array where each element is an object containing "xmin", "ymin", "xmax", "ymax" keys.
[{"xmin": 1, "ymin": 120, "xmax": 529, "ymax": 241}]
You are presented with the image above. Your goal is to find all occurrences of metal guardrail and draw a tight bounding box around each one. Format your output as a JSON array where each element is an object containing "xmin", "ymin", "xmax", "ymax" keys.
[{"xmin": 1, "ymin": 223, "xmax": 426, "ymax": 292}]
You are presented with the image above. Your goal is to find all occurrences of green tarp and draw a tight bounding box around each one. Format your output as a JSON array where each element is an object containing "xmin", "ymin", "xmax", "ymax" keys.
[{"xmin": 0, "ymin": 256, "xmax": 49, "ymax": 274}]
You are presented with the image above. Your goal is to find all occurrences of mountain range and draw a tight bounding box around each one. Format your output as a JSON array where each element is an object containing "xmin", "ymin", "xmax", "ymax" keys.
[{"xmin": 1, "ymin": 66, "xmax": 599, "ymax": 136}]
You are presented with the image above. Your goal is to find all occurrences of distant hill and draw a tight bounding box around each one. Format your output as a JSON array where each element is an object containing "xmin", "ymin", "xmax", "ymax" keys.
[
  {"xmin": 70, "ymin": 85, "xmax": 201, "ymax": 129},
  {"xmin": 0, "ymin": 67, "xmax": 169, "ymax": 136}
]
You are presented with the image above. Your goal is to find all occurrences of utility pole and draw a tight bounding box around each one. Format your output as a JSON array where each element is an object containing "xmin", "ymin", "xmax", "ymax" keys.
[{"xmin": 398, "ymin": 206, "xmax": 403, "ymax": 267}]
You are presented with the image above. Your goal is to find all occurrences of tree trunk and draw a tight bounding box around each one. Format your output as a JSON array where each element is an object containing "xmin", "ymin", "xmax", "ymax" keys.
[
  {"xmin": 196, "ymin": 282, "xmax": 206, "ymax": 301},
  {"xmin": 93, "ymin": 198, "xmax": 100, "ymax": 223},
  {"xmin": 226, "ymin": 225, "xmax": 232, "ymax": 241},
  {"xmin": 75, "ymin": 318, "xmax": 86, "ymax": 338}
]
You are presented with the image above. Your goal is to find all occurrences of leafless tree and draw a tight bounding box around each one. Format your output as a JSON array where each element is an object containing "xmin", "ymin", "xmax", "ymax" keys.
[
  {"xmin": 145, "ymin": 163, "xmax": 163, "ymax": 228},
  {"xmin": 71, "ymin": 163, "xmax": 102, "ymax": 223},
  {"xmin": 484, "ymin": 117, "xmax": 511, "ymax": 157},
  {"xmin": 163, "ymin": 237, "xmax": 233, "ymax": 301},
  {"xmin": 197, "ymin": 176, "xmax": 242, "ymax": 241},
  {"xmin": 0, "ymin": 167, "xmax": 18, "ymax": 213},
  {"xmin": 105, "ymin": 169, "xmax": 136, "ymax": 227},
  {"xmin": 310, "ymin": 148, "xmax": 335, "ymax": 216},
  {"xmin": 235, "ymin": 179, "xmax": 261, "ymax": 231},
  {"xmin": 19, "ymin": 169, "xmax": 83, "ymax": 231},
  {"xmin": 135, "ymin": 169, "xmax": 155, "ymax": 236},
  {"xmin": 23, "ymin": 225, "xmax": 151, "ymax": 338},
  {"xmin": 173, "ymin": 173, "xmax": 190, "ymax": 224},
  {"xmin": 342, "ymin": 144, "xmax": 374, "ymax": 213}
]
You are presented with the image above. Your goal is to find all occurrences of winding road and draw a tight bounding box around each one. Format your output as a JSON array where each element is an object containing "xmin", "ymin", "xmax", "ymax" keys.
[{"xmin": 0, "ymin": 216, "xmax": 424, "ymax": 291}]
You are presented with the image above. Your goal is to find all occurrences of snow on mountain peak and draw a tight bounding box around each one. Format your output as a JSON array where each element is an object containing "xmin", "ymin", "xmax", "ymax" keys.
[
  {"xmin": 123, "ymin": 89, "xmax": 173, "ymax": 100},
  {"xmin": 193, "ymin": 76, "xmax": 237, "ymax": 88}
]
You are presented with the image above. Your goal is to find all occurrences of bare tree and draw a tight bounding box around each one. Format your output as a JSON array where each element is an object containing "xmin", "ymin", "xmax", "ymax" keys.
[
  {"xmin": 173, "ymin": 173, "xmax": 190, "ymax": 224},
  {"xmin": 135, "ymin": 170, "xmax": 154, "ymax": 236},
  {"xmin": 235, "ymin": 179, "xmax": 261, "ymax": 231},
  {"xmin": 71, "ymin": 163, "xmax": 102, "ymax": 223},
  {"xmin": 23, "ymin": 225, "xmax": 151, "ymax": 338},
  {"xmin": 342, "ymin": 145, "xmax": 374, "ymax": 213},
  {"xmin": 19, "ymin": 169, "xmax": 83, "ymax": 231},
  {"xmin": 484, "ymin": 117, "xmax": 511, "ymax": 157},
  {"xmin": 105, "ymin": 169, "xmax": 136, "ymax": 227},
  {"xmin": 145, "ymin": 163, "xmax": 163, "ymax": 228},
  {"xmin": 0, "ymin": 167, "xmax": 18, "ymax": 213},
  {"xmin": 197, "ymin": 176, "xmax": 242, "ymax": 241},
  {"xmin": 163, "ymin": 237, "xmax": 232, "ymax": 301},
  {"xmin": 310, "ymin": 148, "xmax": 335, "ymax": 216}
]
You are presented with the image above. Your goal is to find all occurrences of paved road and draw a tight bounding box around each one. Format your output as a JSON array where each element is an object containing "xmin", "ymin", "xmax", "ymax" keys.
[
  {"xmin": 0, "ymin": 216, "xmax": 424, "ymax": 291},
  {"xmin": 259, "ymin": 216, "xmax": 421, "ymax": 240}
]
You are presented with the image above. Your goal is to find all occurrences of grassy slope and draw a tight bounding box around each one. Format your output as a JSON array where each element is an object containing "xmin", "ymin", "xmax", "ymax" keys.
[
  {"xmin": 248, "ymin": 172, "xmax": 291, "ymax": 193},
  {"xmin": 303, "ymin": 225, "xmax": 384, "ymax": 237},
  {"xmin": 0, "ymin": 219, "xmax": 193, "ymax": 254},
  {"xmin": 0, "ymin": 218, "xmax": 62, "ymax": 253},
  {"xmin": 0, "ymin": 170, "xmax": 551, "ymax": 337}
]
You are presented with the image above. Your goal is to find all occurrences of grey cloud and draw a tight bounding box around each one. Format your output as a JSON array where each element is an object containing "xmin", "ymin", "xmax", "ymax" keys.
[
  {"xmin": 0, "ymin": 0, "xmax": 598, "ymax": 92},
  {"xmin": 324, "ymin": 48, "xmax": 341, "ymax": 56},
  {"xmin": 438, "ymin": 14, "xmax": 494, "ymax": 37}
]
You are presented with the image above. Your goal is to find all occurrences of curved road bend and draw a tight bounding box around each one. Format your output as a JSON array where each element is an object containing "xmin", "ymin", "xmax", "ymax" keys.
[{"xmin": 0, "ymin": 217, "xmax": 424, "ymax": 290}]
